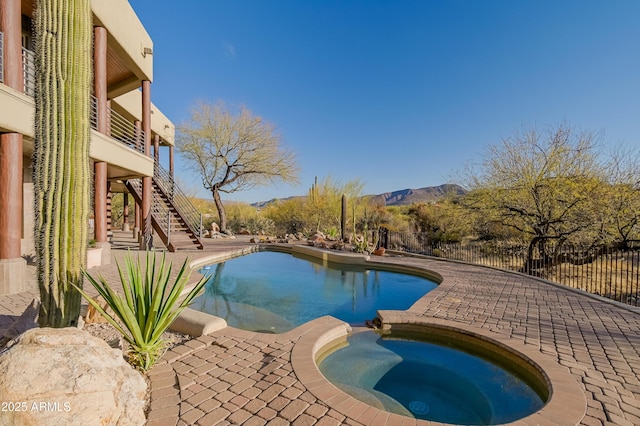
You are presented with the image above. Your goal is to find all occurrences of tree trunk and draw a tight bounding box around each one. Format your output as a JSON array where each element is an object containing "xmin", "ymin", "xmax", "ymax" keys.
[
  {"xmin": 34, "ymin": 0, "xmax": 92, "ymax": 327},
  {"xmin": 212, "ymin": 187, "xmax": 227, "ymax": 233}
]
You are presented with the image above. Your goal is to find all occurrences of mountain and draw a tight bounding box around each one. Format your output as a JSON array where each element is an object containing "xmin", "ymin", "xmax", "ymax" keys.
[
  {"xmin": 250, "ymin": 184, "xmax": 465, "ymax": 208},
  {"xmin": 369, "ymin": 184, "xmax": 466, "ymax": 206}
]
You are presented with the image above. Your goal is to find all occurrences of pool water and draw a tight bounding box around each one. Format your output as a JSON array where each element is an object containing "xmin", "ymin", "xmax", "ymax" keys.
[
  {"xmin": 318, "ymin": 330, "xmax": 545, "ymax": 425},
  {"xmin": 191, "ymin": 251, "xmax": 437, "ymax": 333}
]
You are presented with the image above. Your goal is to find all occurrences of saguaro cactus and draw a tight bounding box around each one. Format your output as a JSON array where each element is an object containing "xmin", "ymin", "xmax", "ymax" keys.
[{"xmin": 33, "ymin": 0, "xmax": 92, "ymax": 327}]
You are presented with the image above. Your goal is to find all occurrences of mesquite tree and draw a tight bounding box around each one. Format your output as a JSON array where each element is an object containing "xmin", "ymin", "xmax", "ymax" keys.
[
  {"xmin": 33, "ymin": 0, "xmax": 92, "ymax": 327},
  {"xmin": 177, "ymin": 101, "xmax": 299, "ymax": 232}
]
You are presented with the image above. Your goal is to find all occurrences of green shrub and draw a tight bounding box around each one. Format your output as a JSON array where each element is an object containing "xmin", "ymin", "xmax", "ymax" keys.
[{"xmin": 75, "ymin": 250, "xmax": 207, "ymax": 371}]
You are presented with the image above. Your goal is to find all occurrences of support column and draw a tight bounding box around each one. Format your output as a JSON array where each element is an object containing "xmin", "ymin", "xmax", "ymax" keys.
[
  {"xmin": 153, "ymin": 134, "xmax": 160, "ymax": 164},
  {"xmin": 140, "ymin": 80, "xmax": 153, "ymax": 250},
  {"xmin": 92, "ymin": 25, "xmax": 110, "ymax": 265},
  {"xmin": 122, "ymin": 193, "xmax": 130, "ymax": 232},
  {"xmin": 133, "ymin": 203, "xmax": 140, "ymax": 238},
  {"xmin": 1, "ymin": 0, "xmax": 23, "ymax": 91},
  {"xmin": 0, "ymin": 0, "xmax": 26, "ymax": 294},
  {"xmin": 169, "ymin": 145, "xmax": 175, "ymax": 179}
]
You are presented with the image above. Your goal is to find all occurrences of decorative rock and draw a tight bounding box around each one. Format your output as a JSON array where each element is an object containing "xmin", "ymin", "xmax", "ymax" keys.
[
  {"xmin": 85, "ymin": 295, "xmax": 114, "ymax": 324},
  {"xmin": 0, "ymin": 327, "xmax": 147, "ymax": 426},
  {"xmin": 331, "ymin": 241, "xmax": 345, "ymax": 251},
  {"xmin": 210, "ymin": 222, "xmax": 220, "ymax": 233}
]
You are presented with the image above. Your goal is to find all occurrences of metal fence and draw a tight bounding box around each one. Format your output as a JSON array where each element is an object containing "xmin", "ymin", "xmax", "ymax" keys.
[{"xmin": 382, "ymin": 229, "xmax": 640, "ymax": 307}]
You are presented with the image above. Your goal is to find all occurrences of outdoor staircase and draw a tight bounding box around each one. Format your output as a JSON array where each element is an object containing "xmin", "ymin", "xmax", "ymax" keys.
[{"xmin": 125, "ymin": 161, "xmax": 204, "ymax": 251}]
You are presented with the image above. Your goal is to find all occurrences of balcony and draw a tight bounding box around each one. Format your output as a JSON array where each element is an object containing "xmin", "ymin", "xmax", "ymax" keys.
[{"xmin": 1, "ymin": 33, "xmax": 154, "ymax": 176}]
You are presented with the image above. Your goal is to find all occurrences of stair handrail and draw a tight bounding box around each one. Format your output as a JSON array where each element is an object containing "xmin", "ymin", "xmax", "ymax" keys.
[
  {"xmin": 153, "ymin": 160, "xmax": 203, "ymax": 238},
  {"xmin": 126, "ymin": 178, "xmax": 173, "ymax": 236}
]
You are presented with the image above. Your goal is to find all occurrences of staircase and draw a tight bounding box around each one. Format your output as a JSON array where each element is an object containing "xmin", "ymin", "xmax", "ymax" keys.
[{"xmin": 125, "ymin": 162, "xmax": 204, "ymax": 251}]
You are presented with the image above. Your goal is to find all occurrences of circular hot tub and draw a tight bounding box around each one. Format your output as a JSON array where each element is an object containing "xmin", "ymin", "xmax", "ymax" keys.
[{"xmin": 296, "ymin": 316, "xmax": 586, "ymax": 425}]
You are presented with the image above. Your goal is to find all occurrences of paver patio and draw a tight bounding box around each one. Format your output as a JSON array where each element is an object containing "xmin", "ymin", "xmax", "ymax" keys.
[{"xmin": 1, "ymin": 232, "xmax": 639, "ymax": 425}]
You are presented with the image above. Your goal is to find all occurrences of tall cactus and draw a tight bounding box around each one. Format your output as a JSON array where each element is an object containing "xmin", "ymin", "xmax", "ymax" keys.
[{"xmin": 33, "ymin": 0, "xmax": 92, "ymax": 327}]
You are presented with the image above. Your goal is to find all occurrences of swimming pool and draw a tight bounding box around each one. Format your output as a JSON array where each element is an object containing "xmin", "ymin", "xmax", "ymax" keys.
[{"xmin": 190, "ymin": 250, "xmax": 438, "ymax": 333}]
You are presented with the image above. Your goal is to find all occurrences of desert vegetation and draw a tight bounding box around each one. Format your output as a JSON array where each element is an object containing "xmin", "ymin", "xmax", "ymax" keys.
[{"xmin": 189, "ymin": 124, "xmax": 639, "ymax": 304}]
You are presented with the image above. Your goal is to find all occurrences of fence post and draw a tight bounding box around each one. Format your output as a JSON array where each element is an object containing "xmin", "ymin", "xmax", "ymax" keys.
[{"xmin": 200, "ymin": 213, "xmax": 203, "ymax": 238}]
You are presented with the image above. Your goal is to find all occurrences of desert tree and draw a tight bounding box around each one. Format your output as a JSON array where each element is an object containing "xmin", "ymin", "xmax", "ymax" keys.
[
  {"xmin": 177, "ymin": 101, "xmax": 299, "ymax": 232},
  {"xmin": 600, "ymin": 146, "xmax": 640, "ymax": 248},
  {"xmin": 33, "ymin": 0, "xmax": 92, "ymax": 327},
  {"xmin": 461, "ymin": 124, "xmax": 606, "ymax": 271}
]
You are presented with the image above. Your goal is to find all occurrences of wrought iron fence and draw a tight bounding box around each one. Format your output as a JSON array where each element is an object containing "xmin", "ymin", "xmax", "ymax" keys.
[{"xmin": 382, "ymin": 229, "xmax": 640, "ymax": 307}]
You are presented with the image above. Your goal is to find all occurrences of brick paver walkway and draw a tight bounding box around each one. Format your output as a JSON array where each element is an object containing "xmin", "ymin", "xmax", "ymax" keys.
[{"xmin": 2, "ymin": 233, "xmax": 639, "ymax": 425}]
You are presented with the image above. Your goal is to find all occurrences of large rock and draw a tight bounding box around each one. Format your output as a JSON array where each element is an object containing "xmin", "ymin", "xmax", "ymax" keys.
[{"xmin": 0, "ymin": 327, "xmax": 147, "ymax": 426}]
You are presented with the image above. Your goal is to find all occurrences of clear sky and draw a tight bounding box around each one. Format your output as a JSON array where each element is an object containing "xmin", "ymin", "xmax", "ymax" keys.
[{"xmin": 130, "ymin": 0, "xmax": 640, "ymax": 204}]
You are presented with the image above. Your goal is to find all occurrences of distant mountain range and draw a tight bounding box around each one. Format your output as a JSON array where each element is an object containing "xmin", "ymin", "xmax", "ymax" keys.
[
  {"xmin": 368, "ymin": 184, "xmax": 466, "ymax": 206},
  {"xmin": 250, "ymin": 184, "xmax": 465, "ymax": 208}
]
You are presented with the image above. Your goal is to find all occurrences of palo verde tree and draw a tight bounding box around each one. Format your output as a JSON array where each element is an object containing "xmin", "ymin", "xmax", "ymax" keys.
[
  {"xmin": 177, "ymin": 101, "xmax": 299, "ymax": 232},
  {"xmin": 599, "ymin": 146, "xmax": 640, "ymax": 248},
  {"xmin": 33, "ymin": 0, "xmax": 92, "ymax": 327},
  {"xmin": 462, "ymin": 124, "xmax": 605, "ymax": 272}
]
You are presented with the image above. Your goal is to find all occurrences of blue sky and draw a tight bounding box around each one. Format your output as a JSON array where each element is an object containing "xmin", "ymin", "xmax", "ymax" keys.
[{"xmin": 130, "ymin": 0, "xmax": 640, "ymax": 203}]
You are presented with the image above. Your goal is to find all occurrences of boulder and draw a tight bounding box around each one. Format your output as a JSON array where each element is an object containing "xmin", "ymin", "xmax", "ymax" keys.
[{"xmin": 0, "ymin": 327, "xmax": 147, "ymax": 426}]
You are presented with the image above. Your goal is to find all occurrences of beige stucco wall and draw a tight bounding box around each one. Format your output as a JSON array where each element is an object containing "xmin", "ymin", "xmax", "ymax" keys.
[
  {"xmin": 90, "ymin": 130, "xmax": 154, "ymax": 177},
  {"xmin": 0, "ymin": 86, "xmax": 34, "ymax": 136}
]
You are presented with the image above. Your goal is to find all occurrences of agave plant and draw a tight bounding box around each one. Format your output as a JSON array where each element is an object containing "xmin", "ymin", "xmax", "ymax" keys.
[{"xmin": 74, "ymin": 251, "xmax": 207, "ymax": 371}]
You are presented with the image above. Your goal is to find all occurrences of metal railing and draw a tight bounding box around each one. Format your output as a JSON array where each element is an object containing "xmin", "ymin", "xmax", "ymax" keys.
[
  {"xmin": 153, "ymin": 160, "xmax": 203, "ymax": 238},
  {"xmin": 2, "ymin": 40, "xmax": 145, "ymax": 155},
  {"xmin": 127, "ymin": 165, "xmax": 203, "ymax": 246},
  {"xmin": 383, "ymin": 230, "xmax": 640, "ymax": 307},
  {"xmin": 127, "ymin": 178, "xmax": 174, "ymax": 242},
  {"xmin": 89, "ymin": 95, "xmax": 145, "ymax": 153},
  {"xmin": 22, "ymin": 47, "xmax": 35, "ymax": 97}
]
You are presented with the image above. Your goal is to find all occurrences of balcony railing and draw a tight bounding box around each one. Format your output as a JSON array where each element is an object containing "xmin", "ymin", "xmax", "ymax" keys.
[
  {"xmin": 0, "ymin": 37, "xmax": 146, "ymax": 155},
  {"xmin": 22, "ymin": 47, "xmax": 35, "ymax": 97},
  {"xmin": 90, "ymin": 96, "xmax": 145, "ymax": 153}
]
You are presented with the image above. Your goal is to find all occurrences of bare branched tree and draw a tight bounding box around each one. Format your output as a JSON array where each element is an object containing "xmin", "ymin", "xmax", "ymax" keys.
[{"xmin": 177, "ymin": 101, "xmax": 299, "ymax": 232}]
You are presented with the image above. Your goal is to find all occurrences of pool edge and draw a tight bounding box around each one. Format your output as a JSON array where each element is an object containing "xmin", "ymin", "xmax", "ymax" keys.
[{"xmin": 293, "ymin": 315, "xmax": 587, "ymax": 426}]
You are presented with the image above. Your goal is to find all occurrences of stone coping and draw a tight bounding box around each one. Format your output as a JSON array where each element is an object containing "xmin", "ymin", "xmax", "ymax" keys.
[{"xmin": 291, "ymin": 315, "xmax": 587, "ymax": 426}]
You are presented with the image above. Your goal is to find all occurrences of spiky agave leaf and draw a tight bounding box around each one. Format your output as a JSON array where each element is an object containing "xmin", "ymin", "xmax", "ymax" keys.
[{"xmin": 78, "ymin": 250, "xmax": 208, "ymax": 371}]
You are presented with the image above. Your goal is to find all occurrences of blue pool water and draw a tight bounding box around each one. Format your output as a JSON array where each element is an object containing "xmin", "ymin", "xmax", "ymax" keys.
[
  {"xmin": 191, "ymin": 251, "xmax": 438, "ymax": 333},
  {"xmin": 319, "ymin": 330, "xmax": 545, "ymax": 425}
]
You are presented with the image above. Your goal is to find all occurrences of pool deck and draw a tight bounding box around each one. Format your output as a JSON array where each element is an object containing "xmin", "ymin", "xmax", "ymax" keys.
[{"xmin": 1, "ymin": 232, "xmax": 639, "ymax": 425}]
